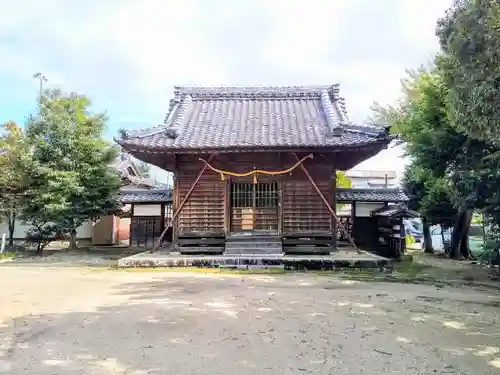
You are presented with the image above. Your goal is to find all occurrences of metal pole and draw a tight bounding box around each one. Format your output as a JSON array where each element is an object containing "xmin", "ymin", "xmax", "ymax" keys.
[{"xmin": 33, "ymin": 72, "xmax": 47, "ymax": 104}]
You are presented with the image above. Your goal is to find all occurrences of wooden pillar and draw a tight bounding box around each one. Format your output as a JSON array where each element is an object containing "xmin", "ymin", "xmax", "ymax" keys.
[
  {"xmin": 160, "ymin": 202, "xmax": 166, "ymax": 246},
  {"xmin": 330, "ymin": 168, "xmax": 337, "ymax": 250},
  {"xmin": 172, "ymin": 175, "xmax": 179, "ymax": 249},
  {"xmin": 223, "ymin": 177, "xmax": 230, "ymax": 236},
  {"xmin": 129, "ymin": 203, "xmax": 134, "ymax": 248},
  {"xmin": 278, "ymin": 178, "xmax": 283, "ymax": 237},
  {"xmin": 400, "ymin": 217, "xmax": 406, "ymax": 253},
  {"xmin": 351, "ymin": 201, "xmax": 356, "ymax": 244}
]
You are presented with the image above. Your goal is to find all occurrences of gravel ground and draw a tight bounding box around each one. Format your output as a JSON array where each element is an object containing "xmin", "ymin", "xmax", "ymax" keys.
[{"xmin": 0, "ymin": 267, "xmax": 499, "ymax": 375}]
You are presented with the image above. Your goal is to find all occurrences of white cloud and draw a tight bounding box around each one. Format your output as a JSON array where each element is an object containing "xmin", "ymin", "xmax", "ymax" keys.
[
  {"xmin": 105, "ymin": 1, "xmax": 226, "ymax": 91},
  {"xmin": 0, "ymin": 0, "xmax": 450, "ymax": 178},
  {"xmin": 396, "ymin": 0, "xmax": 453, "ymax": 50},
  {"xmin": 258, "ymin": 0, "xmax": 349, "ymax": 73}
]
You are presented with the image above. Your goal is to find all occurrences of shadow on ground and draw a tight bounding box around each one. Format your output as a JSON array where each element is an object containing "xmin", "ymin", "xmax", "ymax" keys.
[{"xmin": 1, "ymin": 273, "xmax": 500, "ymax": 374}]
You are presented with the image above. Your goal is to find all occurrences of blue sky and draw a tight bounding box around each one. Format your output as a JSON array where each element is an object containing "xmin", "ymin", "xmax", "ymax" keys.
[{"xmin": 0, "ymin": 0, "xmax": 452, "ymax": 182}]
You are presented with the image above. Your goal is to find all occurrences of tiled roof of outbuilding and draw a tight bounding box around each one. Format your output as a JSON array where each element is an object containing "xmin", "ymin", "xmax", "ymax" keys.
[
  {"xmin": 119, "ymin": 189, "xmax": 172, "ymax": 204},
  {"xmin": 336, "ymin": 188, "xmax": 408, "ymax": 202}
]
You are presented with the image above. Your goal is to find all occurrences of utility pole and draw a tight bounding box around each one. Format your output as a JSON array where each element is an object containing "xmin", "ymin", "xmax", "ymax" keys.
[{"xmin": 33, "ymin": 72, "xmax": 47, "ymax": 104}]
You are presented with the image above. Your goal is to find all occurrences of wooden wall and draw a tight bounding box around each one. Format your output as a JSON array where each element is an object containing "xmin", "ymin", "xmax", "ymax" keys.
[
  {"xmin": 176, "ymin": 156, "xmax": 225, "ymax": 236},
  {"xmin": 173, "ymin": 152, "xmax": 335, "ymax": 239},
  {"xmin": 282, "ymin": 169, "xmax": 332, "ymax": 236}
]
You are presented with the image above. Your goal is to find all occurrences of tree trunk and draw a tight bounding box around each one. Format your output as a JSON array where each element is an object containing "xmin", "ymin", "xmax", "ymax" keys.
[
  {"xmin": 449, "ymin": 208, "xmax": 472, "ymax": 259},
  {"xmin": 36, "ymin": 241, "xmax": 43, "ymax": 256},
  {"xmin": 422, "ymin": 217, "xmax": 433, "ymax": 253},
  {"xmin": 7, "ymin": 210, "xmax": 16, "ymax": 246},
  {"xmin": 459, "ymin": 209, "xmax": 473, "ymax": 259},
  {"xmin": 440, "ymin": 228, "xmax": 446, "ymax": 251},
  {"xmin": 449, "ymin": 209, "xmax": 465, "ymax": 258},
  {"xmin": 69, "ymin": 229, "xmax": 78, "ymax": 249}
]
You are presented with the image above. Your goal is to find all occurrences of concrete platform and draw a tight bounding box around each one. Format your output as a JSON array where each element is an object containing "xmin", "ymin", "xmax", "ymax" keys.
[{"xmin": 118, "ymin": 248, "xmax": 393, "ymax": 271}]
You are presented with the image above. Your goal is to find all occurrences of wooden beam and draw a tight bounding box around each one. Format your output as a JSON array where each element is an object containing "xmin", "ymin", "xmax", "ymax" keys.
[
  {"xmin": 223, "ymin": 177, "xmax": 230, "ymax": 236},
  {"xmin": 331, "ymin": 167, "xmax": 337, "ymax": 250},
  {"xmin": 152, "ymin": 154, "xmax": 215, "ymax": 252},
  {"xmin": 129, "ymin": 204, "xmax": 134, "ymax": 248},
  {"xmin": 160, "ymin": 202, "xmax": 166, "ymax": 239},
  {"xmin": 172, "ymin": 175, "xmax": 179, "ymax": 249},
  {"xmin": 293, "ymin": 153, "xmax": 362, "ymax": 254},
  {"xmin": 278, "ymin": 178, "xmax": 283, "ymax": 237}
]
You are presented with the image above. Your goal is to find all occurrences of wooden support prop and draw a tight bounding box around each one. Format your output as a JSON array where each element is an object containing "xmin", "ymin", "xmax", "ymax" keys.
[
  {"xmin": 293, "ymin": 153, "xmax": 362, "ymax": 254},
  {"xmin": 152, "ymin": 154, "xmax": 215, "ymax": 252}
]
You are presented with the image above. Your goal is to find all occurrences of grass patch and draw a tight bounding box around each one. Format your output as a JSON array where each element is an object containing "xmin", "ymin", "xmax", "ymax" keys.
[
  {"xmin": 0, "ymin": 251, "xmax": 16, "ymax": 260},
  {"xmin": 392, "ymin": 261, "xmax": 434, "ymax": 277}
]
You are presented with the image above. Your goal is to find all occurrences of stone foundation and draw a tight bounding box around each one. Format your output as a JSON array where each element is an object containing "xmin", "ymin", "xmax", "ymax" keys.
[{"xmin": 118, "ymin": 251, "xmax": 393, "ymax": 272}]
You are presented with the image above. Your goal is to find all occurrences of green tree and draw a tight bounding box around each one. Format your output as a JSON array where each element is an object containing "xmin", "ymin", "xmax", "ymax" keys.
[
  {"xmin": 0, "ymin": 121, "xmax": 32, "ymax": 246},
  {"xmin": 373, "ymin": 68, "xmax": 477, "ymax": 258},
  {"xmin": 437, "ymin": 0, "xmax": 500, "ymax": 145},
  {"xmin": 401, "ymin": 164, "xmax": 456, "ymax": 253},
  {"xmin": 437, "ymin": 0, "xmax": 500, "ymax": 259},
  {"xmin": 336, "ymin": 171, "xmax": 351, "ymax": 188},
  {"xmin": 23, "ymin": 89, "xmax": 121, "ymax": 253}
]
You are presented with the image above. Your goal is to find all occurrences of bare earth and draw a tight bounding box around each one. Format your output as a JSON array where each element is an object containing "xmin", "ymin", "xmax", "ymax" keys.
[{"xmin": 0, "ymin": 266, "xmax": 499, "ymax": 374}]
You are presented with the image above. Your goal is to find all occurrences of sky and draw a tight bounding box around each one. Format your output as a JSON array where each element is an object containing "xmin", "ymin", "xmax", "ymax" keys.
[{"xmin": 0, "ymin": 0, "xmax": 452, "ymax": 183}]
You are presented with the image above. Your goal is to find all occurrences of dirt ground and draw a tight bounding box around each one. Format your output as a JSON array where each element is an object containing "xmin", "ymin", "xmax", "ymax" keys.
[{"xmin": 0, "ymin": 265, "xmax": 499, "ymax": 374}]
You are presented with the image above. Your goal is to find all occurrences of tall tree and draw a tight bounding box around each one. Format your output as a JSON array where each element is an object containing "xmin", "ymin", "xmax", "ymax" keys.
[
  {"xmin": 372, "ymin": 68, "xmax": 475, "ymax": 258},
  {"xmin": 0, "ymin": 122, "xmax": 31, "ymax": 246},
  {"xmin": 437, "ymin": 0, "xmax": 500, "ymax": 258},
  {"xmin": 437, "ymin": 0, "xmax": 500, "ymax": 145},
  {"xmin": 23, "ymin": 89, "xmax": 121, "ymax": 253},
  {"xmin": 402, "ymin": 163, "xmax": 457, "ymax": 253}
]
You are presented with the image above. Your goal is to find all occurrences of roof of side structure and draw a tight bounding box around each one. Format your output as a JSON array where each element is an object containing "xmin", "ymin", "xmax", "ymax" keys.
[
  {"xmin": 117, "ymin": 187, "xmax": 407, "ymax": 204},
  {"xmin": 116, "ymin": 85, "xmax": 394, "ymax": 153},
  {"xmin": 336, "ymin": 188, "xmax": 409, "ymax": 203},
  {"xmin": 119, "ymin": 188, "xmax": 173, "ymax": 204}
]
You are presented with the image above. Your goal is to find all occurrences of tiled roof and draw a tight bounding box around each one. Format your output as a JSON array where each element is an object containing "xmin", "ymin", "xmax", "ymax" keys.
[
  {"xmin": 336, "ymin": 188, "xmax": 408, "ymax": 202},
  {"xmin": 117, "ymin": 85, "xmax": 393, "ymax": 152},
  {"xmin": 371, "ymin": 204, "xmax": 419, "ymax": 218},
  {"xmin": 120, "ymin": 189, "xmax": 172, "ymax": 204}
]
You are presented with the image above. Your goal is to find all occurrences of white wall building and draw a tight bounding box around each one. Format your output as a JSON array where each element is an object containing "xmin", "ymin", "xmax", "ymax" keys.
[
  {"xmin": 0, "ymin": 151, "xmax": 157, "ymax": 244},
  {"xmin": 345, "ymin": 170, "xmax": 398, "ymax": 189}
]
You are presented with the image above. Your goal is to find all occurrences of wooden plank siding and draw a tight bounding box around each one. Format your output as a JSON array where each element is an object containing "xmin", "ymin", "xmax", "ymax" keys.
[
  {"xmin": 282, "ymin": 178, "xmax": 332, "ymax": 235},
  {"xmin": 176, "ymin": 172, "xmax": 225, "ymax": 236},
  {"xmin": 172, "ymin": 152, "xmax": 336, "ymax": 252}
]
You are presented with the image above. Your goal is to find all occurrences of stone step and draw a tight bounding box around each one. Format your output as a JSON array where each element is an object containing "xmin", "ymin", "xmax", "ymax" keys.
[
  {"xmin": 225, "ymin": 248, "xmax": 282, "ymax": 254},
  {"xmin": 224, "ymin": 234, "xmax": 283, "ymax": 255},
  {"xmin": 224, "ymin": 247, "xmax": 283, "ymax": 255},
  {"xmin": 223, "ymin": 251, "xmax": 283, "ymax": 257},
  {"xmin": 225, "ymin": 242, "xmax": 282, "ymax": 249},
  {"xmin": 226, "ymin": 235, "xmax": 281, "ymax": 243}
]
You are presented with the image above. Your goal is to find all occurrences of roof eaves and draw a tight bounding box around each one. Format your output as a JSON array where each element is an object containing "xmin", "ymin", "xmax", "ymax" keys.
[{"xmin": 342, "ymin": 123, "xmax": 393, "ymax": 139}]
